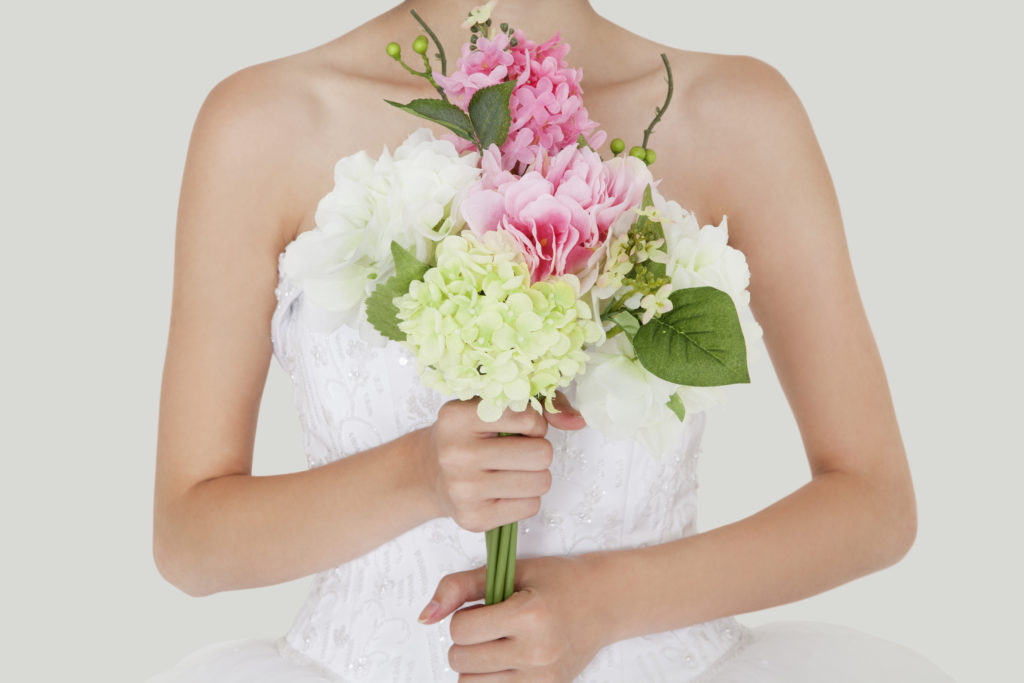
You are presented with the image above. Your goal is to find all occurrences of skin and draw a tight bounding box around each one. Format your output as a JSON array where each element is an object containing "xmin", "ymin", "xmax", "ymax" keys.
[{"xmin": 154, "ymin": 1, "xmax": 918, "ymax": 680}]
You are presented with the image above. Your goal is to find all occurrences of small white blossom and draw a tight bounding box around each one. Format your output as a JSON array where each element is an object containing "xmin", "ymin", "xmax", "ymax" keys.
[{"xmin": 639, "ymin": 283, "xmax": 674, "ymax": 324}]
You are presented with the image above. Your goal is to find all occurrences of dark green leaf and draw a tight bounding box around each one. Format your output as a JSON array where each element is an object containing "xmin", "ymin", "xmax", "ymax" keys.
[
  {"xmin": 366, "ymin": 241, "xmax": 431, "ymax": 342},
  {"xmin": 467, "ymin": 81, "xmax": 515, "ymax": 150},
  {"xmin": 384, "ymin": 98, "xmax": 475, "ymax": 142},
  {"xmin": 633, "ymin": 287, "xmax": 749, "ymax": 386},
  {"xmin": 665, "ymin": 393, "xmax": 687, "ymax": 422}
]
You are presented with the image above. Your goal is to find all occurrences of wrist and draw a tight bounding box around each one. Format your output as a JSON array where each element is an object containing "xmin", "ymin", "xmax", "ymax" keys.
[
  {"xmin": 402, "ymin": 426, "xmax": 444, "ymax": 522},
  {"xmin": 577, "ymin": 548, "xmax": 644, "ymax": 648}
]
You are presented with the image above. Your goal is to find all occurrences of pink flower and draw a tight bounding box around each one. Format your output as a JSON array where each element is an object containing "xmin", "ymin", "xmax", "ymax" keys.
[
  {"xmin": 434, "ymin": 30, "xmax": 606, "ymax": 168},
  {"xmin": 460, "ymin": 145, "xmax": 652, "ymax": 286}
]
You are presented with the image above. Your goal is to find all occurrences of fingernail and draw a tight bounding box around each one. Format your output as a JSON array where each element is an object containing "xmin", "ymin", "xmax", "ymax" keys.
[{"xmin": 417, "ymin": 600, "xmax": 439, "ymax": 624}]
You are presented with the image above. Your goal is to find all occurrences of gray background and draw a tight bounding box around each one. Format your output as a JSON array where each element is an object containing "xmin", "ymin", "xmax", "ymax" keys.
[{"xmin": 2, "ymin": 1, "xmax": 1020, "ymax": 680}]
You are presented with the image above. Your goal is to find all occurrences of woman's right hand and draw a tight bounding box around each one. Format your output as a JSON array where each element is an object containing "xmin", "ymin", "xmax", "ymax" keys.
[{"xmin": 422, "ymin": 399, "xmax": 558, "ymax": 533}]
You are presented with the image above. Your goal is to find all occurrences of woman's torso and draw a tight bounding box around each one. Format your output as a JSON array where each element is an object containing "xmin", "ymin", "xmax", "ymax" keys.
[{"xmin": 250, "ymin": 14, "xmax": 752, "ymax": 680}]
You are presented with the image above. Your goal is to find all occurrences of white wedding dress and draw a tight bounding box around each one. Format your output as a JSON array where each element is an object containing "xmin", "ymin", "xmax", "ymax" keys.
[{"xmin": 148, "ymin": 249, "xmax": 955, "ymax": 683}]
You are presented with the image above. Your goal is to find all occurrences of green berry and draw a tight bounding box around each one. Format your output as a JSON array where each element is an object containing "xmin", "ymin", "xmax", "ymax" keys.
[
  {"xmin": 385, "ymin": 42, "xmax": 401, "ymax": 59},
  {"xmin": 644, "ymin": 148, "xmax": 657, "ymax": 165},
  {"xmin": 510, "ymin": 37, "xmax": 518, "ymax": 47},
  {"xmin": 610, "ymin": 138, "xmax": 625, "ymax": 154},
  {"xmin": 629, "ymin": 145, "xmax": 645, "ymax": 159},
  {"xmin": 412, "ymin": 35, "xmax": 428, "ymax": 55},
  {"xmin": 500, "ymin": 22, "xmax": 509, "ymax": 32}
]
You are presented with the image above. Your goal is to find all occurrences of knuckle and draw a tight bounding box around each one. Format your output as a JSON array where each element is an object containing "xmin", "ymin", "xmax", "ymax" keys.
[
  {"xmin": 448, "ymin": 480, "xmax": 477, "ymax": 505},
  {"xmin": 455, "ymin": 510, "xmax": 486, "ymax": 533},
  {"xmin": 536, "ymin": 438, "xmax": 554, "ymax": 466},
  {"xmin": 538, "ymin": 469, "xmax": 553, "ymax": 494},
  {"xmin": 531, "ymin": 410, "xmax": 548, "ymax": 435},
  {"xmin": 447, "ymin": 646, "xmax": 463, "ymax": 672},
  {"xmin": 437, "ymin": 400, "xmax": 460, "ymax": 425}
]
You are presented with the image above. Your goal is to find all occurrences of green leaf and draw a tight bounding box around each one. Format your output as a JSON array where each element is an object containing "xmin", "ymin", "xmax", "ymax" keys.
[
  {"xmin": 606, "ymin": 309, "xmax": 640, "ymax": 339},
  {"xmin": 384, "ymin": 98, "xmax": 475, "ymax": 142},
  {"xmin": 366, "ymin": 241, "xmax": 431, "ymax": 342},
  {"xmin": 665, "ymin": 393, "xmax": 687, "ymax": 422},
  {"xmin": 467, "ymin": 81, "xmax": 515, "ymax": 150},
  {"xmin": 633, "ymin": 287, "xmax": 750, "ymax": 386}
]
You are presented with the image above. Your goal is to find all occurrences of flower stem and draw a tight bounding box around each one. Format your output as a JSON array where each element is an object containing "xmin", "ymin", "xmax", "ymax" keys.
[
  {"xmin": 485, "ymin": 527, "xmax": 498, "ymax": 604},
  {"xmin": 503, "ymin": 521, "xmax": 518, "ymax": 599},
  {"xmin": 492, "ymin": 523, "xmax": 511, "ymax": 603},
  {"xmin": 410, "ymin": 9, "xmax": 448, "ymax": 76},
  {"xmin": 641, "ymin": 54, "xmax": 674, "ymax": 150}
]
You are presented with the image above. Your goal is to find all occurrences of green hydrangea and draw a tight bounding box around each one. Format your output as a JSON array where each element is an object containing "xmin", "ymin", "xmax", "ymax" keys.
[{"xmin": 395, "ymin": 230, "xmax": 602, "ymax": 421}]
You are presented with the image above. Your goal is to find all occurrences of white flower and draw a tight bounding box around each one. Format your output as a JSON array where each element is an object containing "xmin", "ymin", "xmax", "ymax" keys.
[
  {"xmin": 281, "ymin": 128, "xmax": 481, "ymax": 332},
  {"xmin": 574, "ymin": 336, "xmax": 692, "ymax": 455},
  {"xmin": 639, "ymin": 283, "xmax": 673, "ymax": 324}
]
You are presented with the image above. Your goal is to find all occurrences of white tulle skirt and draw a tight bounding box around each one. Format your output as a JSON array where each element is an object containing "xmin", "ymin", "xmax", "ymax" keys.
[{"xmin": 147, "ymin": 620, "xmax": 954, "ymax": 682}]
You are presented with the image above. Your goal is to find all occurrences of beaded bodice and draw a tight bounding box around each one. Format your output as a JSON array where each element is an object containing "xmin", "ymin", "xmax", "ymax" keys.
[{"xmin": 270, "ymin": 249, "xmax": 750, "ymax": 682}]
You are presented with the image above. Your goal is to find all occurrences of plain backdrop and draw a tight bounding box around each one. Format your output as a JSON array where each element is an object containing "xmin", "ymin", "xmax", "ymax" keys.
[{"xmin": 1, "ymin": 1, "xmax": 1020, "ymax": 680}]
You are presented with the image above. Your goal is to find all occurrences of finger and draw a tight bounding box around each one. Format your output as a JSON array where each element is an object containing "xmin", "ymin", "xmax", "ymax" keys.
[
  {"xmin": 482, "ymin": 497, "xmax": 542, "ymax": 527},
  {"xmin": 451, "ymin": 591, "xmax": 528, "ymax": 645},
  {"xmin": 486, "ymin": 405, "xmax": 548, "ymax": 438},
  {"xmin": 449, "ymin": 638, "xmax": 518, "ymax": 674},
  {"xmin": 458, "ymin": 672, "xmax": 518, "ymax": 682},
  {"xmin": 543, "ymin": 390, "xmax": 586, "ymax": 431},
  {"xmin": 483, "ymin": 470, "xmax": 552, "ymax": 500},
  {"xmin": 418, "ymin": 566, "xmax": 487, "ymax": 625},
  {"xmin": 477, "ymin": 436, "xmax": 553, "ymax": 472}
]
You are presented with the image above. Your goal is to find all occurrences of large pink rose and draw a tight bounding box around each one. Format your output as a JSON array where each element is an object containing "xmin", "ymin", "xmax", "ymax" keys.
[{"xmin": 460, "ymin": 144, "xmax": 652, "ymax": 287}]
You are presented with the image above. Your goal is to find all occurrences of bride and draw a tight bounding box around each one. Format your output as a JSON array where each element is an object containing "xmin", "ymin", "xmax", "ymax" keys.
[{"xmin": 150, "ymin": 1, "xmax": 954, "ymax": 680}]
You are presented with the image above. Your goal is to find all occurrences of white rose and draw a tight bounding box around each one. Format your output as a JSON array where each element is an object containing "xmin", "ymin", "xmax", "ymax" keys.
[
  {"xmin": 281, "ymin": 128, "xmax": 481, "ymax": 332},
  {"xmin": 574, "ymin": 338, "xmax": 694, "ymax": 455}
]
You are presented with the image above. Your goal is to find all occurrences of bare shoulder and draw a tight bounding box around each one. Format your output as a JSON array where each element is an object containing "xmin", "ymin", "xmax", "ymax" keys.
[
  {"xmin": 671, "ymin": 52, "xmax": 828, "ymax": 224},
  {"xmin": 184, "ymin": 51, "xmax": 372, "ymax": 246}
]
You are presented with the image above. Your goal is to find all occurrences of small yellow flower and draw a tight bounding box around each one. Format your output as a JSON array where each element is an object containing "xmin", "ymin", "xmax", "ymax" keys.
[{"xmin": 461, "ymin": 0, "xmax": 499, "ymax": 29}]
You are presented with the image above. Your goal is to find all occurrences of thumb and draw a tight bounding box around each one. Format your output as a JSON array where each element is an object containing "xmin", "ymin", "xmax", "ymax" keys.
[
  {"xmin": 417, "ymin": 565, "xmax": 487, "ymax": 625},
  {"xmin": 543, "ymin": 390, "xmax": 587, "ymax": 431}
]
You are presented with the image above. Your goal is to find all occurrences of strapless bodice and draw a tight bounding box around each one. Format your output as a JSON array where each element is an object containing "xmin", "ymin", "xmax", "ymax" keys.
[{"xmin": 269, "ymin": 249, "xmax": 750, "ymax": 682}]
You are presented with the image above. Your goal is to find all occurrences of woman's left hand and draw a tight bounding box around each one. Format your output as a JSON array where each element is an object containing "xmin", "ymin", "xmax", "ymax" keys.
[{"xmin": 417, "ymin": 554, "xmax": 610, "ymax": 681}]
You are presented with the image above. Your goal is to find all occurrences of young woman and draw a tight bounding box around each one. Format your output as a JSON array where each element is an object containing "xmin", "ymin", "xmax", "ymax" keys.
[{"xmin": 150, "ymin": 1, "xmax": 955, "ymax": 680}]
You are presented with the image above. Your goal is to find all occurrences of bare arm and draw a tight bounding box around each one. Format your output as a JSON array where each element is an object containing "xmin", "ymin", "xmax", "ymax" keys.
[
  {"xmin": 590, "ymin": 56, "xmax": 918, "ymax": 642},
  {"xmin": 153, "ymin": 66, "xmax": 563, "ymax": 597},
  {"xmin": 422, "ymin": 57, "xmax": 919, "ymax": 677}
]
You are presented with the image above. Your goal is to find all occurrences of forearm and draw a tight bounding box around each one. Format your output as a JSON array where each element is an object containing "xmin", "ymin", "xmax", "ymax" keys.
[
  {"xmin": 154, "ymin": 427, "xmax": 439, "ymax": 596},
  {"xmin": 585, "ymin": 468, "xmax": 916, "ymax": 646}
]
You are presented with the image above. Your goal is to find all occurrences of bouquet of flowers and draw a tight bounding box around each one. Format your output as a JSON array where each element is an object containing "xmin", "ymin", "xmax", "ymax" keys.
[{"xmin": 281, "ymin": 1, "xmax": 762, "ymax": 606}]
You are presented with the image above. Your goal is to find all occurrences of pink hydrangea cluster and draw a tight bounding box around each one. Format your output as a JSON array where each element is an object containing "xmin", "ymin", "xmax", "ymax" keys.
[
  {"xmin": 434, "ymin": 29, "xmax": 607, "ymax": 170},
  {"xmin": 460, "ymin": 144, "xmax": 652, "ymax": 286}
]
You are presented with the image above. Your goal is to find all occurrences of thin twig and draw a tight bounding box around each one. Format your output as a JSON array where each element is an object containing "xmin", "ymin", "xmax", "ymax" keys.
[
  {"xmin": 641, "ymin": 53, "xmax": 674, "ymax": 150},
  {"xmin": 410, "ymin": 9, "xmax": 447, "ymax": 76}
]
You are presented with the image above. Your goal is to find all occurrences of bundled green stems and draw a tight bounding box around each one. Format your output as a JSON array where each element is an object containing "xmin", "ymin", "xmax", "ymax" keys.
[
  {"xmin": 486, "ymin": 431, "xmax": 519, "ymax": 604},
  {"xmin": 485, "ymin": 521, "xmax": 518, "ymax": 604}
]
